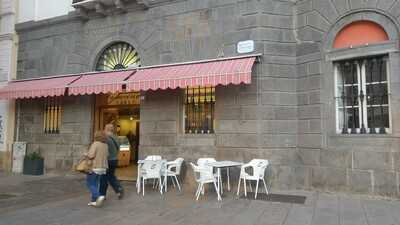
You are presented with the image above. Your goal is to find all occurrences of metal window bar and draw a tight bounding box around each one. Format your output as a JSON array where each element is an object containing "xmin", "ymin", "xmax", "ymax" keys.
[
  {"xmin": 44, "ymin": 97, "xmax": 61, "ymax": 134},
  {"xmin": 185, "ymin": 87, "xmax": 215, "ymax": 134},
  {"xmin": 192, "ymin": 88, "xmax": 196, "ymax": 133},
  {"xmin": 378, "ymin": 58, "xmax": 386, "ymax": 134},
  {"xmin": 57, "ymin": 97, "xmax": 62, "ymax": 133},
  {"xmin": 52, "ymin": 97, "xmax": 57, "ymax": 133},
  {"xmin": 359, "ymin": 61, "xmax": 366, "ymax": 134},
  {"xmin": 43, "ymin": 98, "xmax": 48, "ymax": 133},
  {"xmin": 185, "ymin": 88, "xmax": 189, "ymax": 132},
  {"xmin": 340, "ymin": 64, "xmax": 348, "ymax": 134},
  {"xmin": 368, "ymin": 59, "xmax": 376, "ymax": 134},
  {"xmin": 350, "ymin": 61, "xmax": 357, "ymax": 134},
  {"xmin": 49, "ymin": 98, "xmax": 54, "ymax": 133},
  {"xmin": 211, "ymin": 87, "xmax": 214, "ymax": 132},
  {"xmin": 197, "ymin": 86, "xmax": 201, "ymax": 133},
  {"xmin": 203, "ymin": 86, "xmax": 206, "ymax": 133},
  {"xmin": 338, "ymin": 56, "xmax": 389, "ymax": 134}
]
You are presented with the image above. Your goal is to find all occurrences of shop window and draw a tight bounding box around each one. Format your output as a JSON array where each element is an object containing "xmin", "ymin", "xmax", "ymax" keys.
[
  {"xmin": 43, "ymin": 97, "xmax": 62, "ymax": 134},
  {"xmin": 95, "ymin": 42, "xmax": 140, "ymax": 71},
  {"xmin": 335, "ymin": 55, "xmax": 390, "ymax": 134},
  {"xmin": 184, "ymin": 87, "xmax": 215, "ymax": 134}
]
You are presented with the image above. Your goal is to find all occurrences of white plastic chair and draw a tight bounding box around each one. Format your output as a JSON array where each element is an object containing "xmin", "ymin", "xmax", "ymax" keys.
[
  {"xmin": 190, "ymin": 162, "xmax": 221, "ymax": 201},
  {"xmin": 165, "ymin": 158, "xmax": 184, "ymax": 192},
  {"xmin": 137, "ymin": 155, "xmax": 163, "ymax": 190},
  {"xmin": 236, "ymin": 159, "xmax": 269, "ymax": 199},
  {"xmin": 145, "ymin": 155, "xmax": 162, "ymax": 160},
  {"xmin": 197, "ymin": 158, "xmax": 218, "ymax": 177},
  {"xmin": 197, "ymin": 158, "xmax": 219, "ymax": 194},
  {"xmin": 139, "ymin": 160, "xmax": 164, "ymax": 196}
]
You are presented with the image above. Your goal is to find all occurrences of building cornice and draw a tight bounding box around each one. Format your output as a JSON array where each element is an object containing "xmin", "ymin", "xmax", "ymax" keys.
[
  {"xmin": 0, "ymin": 11, "xmax": 16, "ymax": 18},
  {"xmin": 0, "ymin": 33, "xmax": 15, "ymax": 41},
  {"xmin": 15, "ymin": 13, "xmax": 83, "ymax": 33},
  {"xmin": 71, "ymin": 0, "xmax": 181, "ymax": 18}
]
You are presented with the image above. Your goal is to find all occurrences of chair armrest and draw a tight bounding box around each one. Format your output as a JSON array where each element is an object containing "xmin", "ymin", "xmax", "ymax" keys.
[
  {"xmin": 167, "ymin": 162, "xmax": 178, "ymax": 172},
  {"xmin": 194, "ymin": 168, "xmax": 214, "ymax": 177}
]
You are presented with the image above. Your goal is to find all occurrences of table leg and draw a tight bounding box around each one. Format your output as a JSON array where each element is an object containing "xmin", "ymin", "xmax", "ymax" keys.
[
  {"xmin": 217, "ymin": 168, "xmax": 222, "ymax": 195},
  {"xmin": 227, "ymin": 167, "xmax": 231, "ymax": 192},
  {"xmin": 164, "ymin": 171, "xmax": 167, "ymax": 193},
  {"xmin": 137, "ymin": 166, "xmax": 141, "ymax": 194}
]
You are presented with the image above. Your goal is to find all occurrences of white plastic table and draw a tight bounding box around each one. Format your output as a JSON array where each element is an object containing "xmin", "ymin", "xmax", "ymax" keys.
[{"xmin": 206, "ymin": 161, "xmax": 243, "ymax": 197}]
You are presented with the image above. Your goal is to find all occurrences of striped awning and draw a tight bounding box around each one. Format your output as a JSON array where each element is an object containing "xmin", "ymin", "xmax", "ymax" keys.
[
  {"xmin": 125, "ymin": 55, "xmax": 257, "ymax": 91},
  {"xmin": 67, "ymin": 70, "xmax": 134, "ymax": 96},
  {"xmin": 0, "ymin": 54, "xmax": 259, "ymax": 99},
  {"xmin": 0, "ymin": 75, "xmax": 80, "ymax": 99}
]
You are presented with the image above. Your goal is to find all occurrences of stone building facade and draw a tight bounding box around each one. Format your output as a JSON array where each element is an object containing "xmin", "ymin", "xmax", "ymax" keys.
[
  {"xmin": 0, "ymin": 0, "xmax": 18, "ymax": 171},
  {"xmin": 8, "ymin": 0, "xmax": 400, "ymax": 197}
]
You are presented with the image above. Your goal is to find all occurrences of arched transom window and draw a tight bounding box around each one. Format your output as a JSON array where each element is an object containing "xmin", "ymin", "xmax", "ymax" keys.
[
  {"xmin": 333, "ymin": 21, "xmax": 391, "ymax": 134},
  {"xmin": 333, "ymin": 21, "xmax": 389, "ymax": 49},
  {"xmin": 95, "ymin": 42, "xmax": 140, "ymax": 71}
]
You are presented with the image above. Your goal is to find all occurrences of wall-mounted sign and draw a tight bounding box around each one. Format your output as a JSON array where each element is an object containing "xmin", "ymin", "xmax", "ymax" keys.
[
  {"xmin": 237, "ymin": 40, "xmax": 255, "ymax": 54},
  {"xmin": 12, "ymin": 142, "xmax": 26, "ymax": 173},
  {"xmin": 107, "ymin": 92, "xmax": 140, "ymax": 105}
]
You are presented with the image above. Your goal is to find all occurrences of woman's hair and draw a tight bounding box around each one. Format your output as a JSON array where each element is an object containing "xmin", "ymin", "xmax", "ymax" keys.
[{"xmin": 93, "ymin": 130, "xmax": 107, "ymax": 143}]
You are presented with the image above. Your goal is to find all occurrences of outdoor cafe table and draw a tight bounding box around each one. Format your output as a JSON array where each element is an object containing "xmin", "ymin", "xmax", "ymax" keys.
[
  {"xmin": 136, "ymin": 159, "xmax": 167, "ymax": 194},
  {"xmin": 206, "ymin": 161, "xmax": 243, "ymax": 198}
]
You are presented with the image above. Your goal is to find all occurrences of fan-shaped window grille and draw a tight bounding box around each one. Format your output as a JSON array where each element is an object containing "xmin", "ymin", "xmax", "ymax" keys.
[{"xmin": 95, "ymin": 42, "xmax": 140, "ymax": 71}]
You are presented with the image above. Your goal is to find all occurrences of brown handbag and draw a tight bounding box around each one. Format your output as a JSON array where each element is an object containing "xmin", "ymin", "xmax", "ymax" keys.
[{"xmin": 75, "ymin": 157, "xmax": 91, "ymax": 173}]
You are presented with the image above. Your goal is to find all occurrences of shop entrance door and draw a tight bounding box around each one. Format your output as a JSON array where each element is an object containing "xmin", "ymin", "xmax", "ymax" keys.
[{"xmin": 94, "ymin": 93, "xmax": 140, "ymax": 181}]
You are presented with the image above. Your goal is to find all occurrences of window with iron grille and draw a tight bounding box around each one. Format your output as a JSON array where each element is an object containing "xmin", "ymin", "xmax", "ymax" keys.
[
  {"xmin": 184, "ymin": 87, "xmax": 215, "ymax": 134},
  {"xmin": 43, "ymin": 97, "xmax": 62, "ymax": 134},
  {"xmin": 335, "ymin": 55, "xmax": 390, "ymax": 134}
]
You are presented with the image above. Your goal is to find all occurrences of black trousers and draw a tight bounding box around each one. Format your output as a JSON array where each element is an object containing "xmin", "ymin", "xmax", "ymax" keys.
[{"xmin": 99, "ymin": 160, "xmax": 123, "ymax": 196}]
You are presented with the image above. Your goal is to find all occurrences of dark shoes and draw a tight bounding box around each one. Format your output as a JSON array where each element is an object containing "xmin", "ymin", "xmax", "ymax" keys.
[{"xmin": 118, "ymin": 189, "xmax": 124, "ymax": 200}]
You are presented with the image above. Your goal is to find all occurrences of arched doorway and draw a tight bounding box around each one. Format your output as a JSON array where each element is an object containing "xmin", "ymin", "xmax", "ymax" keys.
[{"xmin": 94, "ymin": 42, "xmax": 141, "ymax": 181}]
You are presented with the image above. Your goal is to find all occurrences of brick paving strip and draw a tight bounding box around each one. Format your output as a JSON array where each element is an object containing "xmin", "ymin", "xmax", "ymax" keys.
[{"xmin": 1, "ymin": 174, "xmax": 400, "ymax": 225}]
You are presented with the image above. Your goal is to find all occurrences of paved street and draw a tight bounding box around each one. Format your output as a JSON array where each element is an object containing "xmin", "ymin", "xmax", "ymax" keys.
[{"xmin": 1, "ymin": 174, "xmax": 400, "ymax": 225}]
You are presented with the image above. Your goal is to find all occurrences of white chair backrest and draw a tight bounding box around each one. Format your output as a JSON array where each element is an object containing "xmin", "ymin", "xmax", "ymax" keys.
[
  {"xmin": 197, "ymin": 157, "xmax": 216, "ymax": 172},
  {"xmin": 190, "ymin": 163, "xmax": 201, "ymax": 182},
  {"xmin": 249, "ymin": 159, "xmax": 269, "ymax": 177},
  {"xmin": 168, "ymin": 157, "xmax": 184, "ymax": 175},
  {"xmin": 191, "ymin": 162, "xmax": 213, "ymax": 182},
  {"xmin": 145, "ymin": 155, "xmax": 162, "ymax": 161},
  {"xmin": 142, "ymin": 160, "xmax": 163, "ymax": 178},
  {"xmin": 175, "ymin": 157, "xmax": 184, "ymax": 174}
]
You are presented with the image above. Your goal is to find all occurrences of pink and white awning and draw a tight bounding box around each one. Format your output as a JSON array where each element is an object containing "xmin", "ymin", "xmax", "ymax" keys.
[
  {"xmin": 0, "ymin": 54, "xmax": 258, "ymax": 99},
  {"xmin": 125, "ymin": 55, "xmax": 256, "ymax": 91},
  {"xmin": 67, "ymin": 70, "xmax": 134, "ymax": 96},
  {"xmin": 0, "ymin": 75, "xmax": 80, "ymax": 99}
]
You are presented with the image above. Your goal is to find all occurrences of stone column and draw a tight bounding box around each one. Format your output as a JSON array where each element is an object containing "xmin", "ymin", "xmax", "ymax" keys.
[{"xmin": 0, "ymin": 0, "xmax": 17, "ymax": 172}]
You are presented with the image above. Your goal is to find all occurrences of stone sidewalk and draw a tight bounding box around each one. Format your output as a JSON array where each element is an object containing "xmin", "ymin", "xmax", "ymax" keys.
[{"xmin": 1, "ymin": 174, "xmax": 400, "ymax": 225}]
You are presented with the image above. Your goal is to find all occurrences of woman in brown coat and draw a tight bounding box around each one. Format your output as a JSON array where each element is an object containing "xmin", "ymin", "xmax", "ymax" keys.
[{"xmin": 84, "ymin": 130, "xmax": 109, "ymax": 207}]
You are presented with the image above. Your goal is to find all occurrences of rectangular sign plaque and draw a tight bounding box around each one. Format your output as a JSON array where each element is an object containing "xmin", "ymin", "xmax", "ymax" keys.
[{"xmin": 237, "ymin": 40, "xmax": 255, "ymax": 54}]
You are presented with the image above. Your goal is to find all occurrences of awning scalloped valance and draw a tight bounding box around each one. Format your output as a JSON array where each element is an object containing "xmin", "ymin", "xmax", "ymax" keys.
[{"xmin": 0, "ymin": 54, "xmax": 259, "ymax": 100}]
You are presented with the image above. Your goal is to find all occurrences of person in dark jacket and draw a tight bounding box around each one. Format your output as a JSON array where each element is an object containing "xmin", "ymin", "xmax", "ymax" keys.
[{"xmin": 99, "ymin": 123, "xmax": 124, "ymax": 199}]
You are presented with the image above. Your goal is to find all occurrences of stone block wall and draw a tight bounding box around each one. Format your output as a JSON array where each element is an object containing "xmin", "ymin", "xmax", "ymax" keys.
[
  {"xmin": 13, "ymin": 0, "xmax": 400, "ymax": 197},
  {"xmin": 17, "ymin": 96, "xmax": 93, "ymax": 171},
  {"xmin": 295, "ymin": 0, "xmax": 400, "ymax": 197},
  {"xmin": 0, "ymin": 151, "xmax": 3, "ymax": 170}
]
